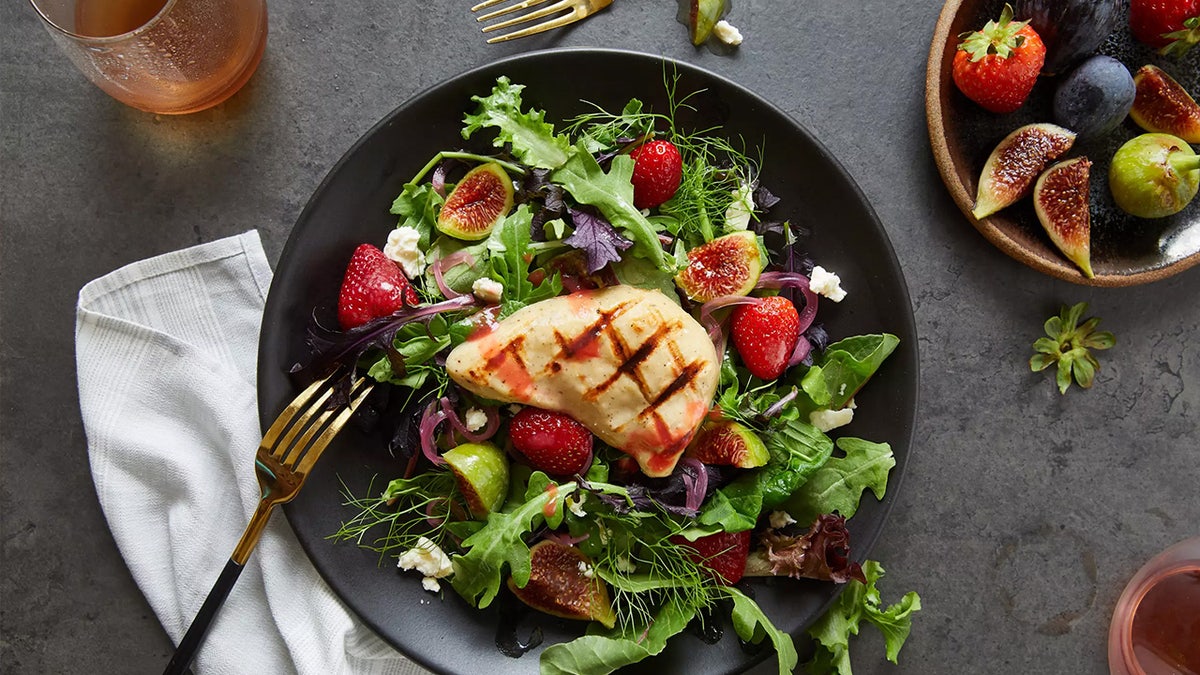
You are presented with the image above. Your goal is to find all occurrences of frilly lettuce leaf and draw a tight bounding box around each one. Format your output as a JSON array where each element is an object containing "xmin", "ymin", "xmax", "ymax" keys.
[
  {"xmin": 806, "ymin": 560, "xmax": 921, "ymax": 675},
  {"xmin": 784, "ymin": 437, "xmax": 894, "ymax": 526},
  {"xmin": 462, "ymin": 76, "xmax": 572, "ymax": 170}
]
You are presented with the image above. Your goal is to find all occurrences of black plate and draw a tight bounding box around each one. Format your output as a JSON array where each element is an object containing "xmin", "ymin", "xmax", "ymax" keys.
[
  {"xmin": 258, "ymin": 48, "xmax": 919, "ymax": 675},
  {"xmin": 927, "ymin": 0, "xmax": 1200, "ymax": 286}
]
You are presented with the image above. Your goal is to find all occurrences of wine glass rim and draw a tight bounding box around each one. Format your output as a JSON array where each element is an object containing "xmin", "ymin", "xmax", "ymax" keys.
[{"xmin": 29, "ymin": 0, "xmax": 178, "ymax": 43}]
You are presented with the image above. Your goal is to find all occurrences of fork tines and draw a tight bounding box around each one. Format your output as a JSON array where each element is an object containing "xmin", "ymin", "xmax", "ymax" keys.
[{"xmin": 471, "ymin": 0, "xmax": 609, "ymax": 44}]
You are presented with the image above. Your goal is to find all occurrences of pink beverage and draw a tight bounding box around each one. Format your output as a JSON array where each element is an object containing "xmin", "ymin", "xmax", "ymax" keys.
[
  {"xmin": 1110, "ymin": 538, "xmax": 1200, "ymax": 675},
  {"xmin": 32, "ymin": 0, "xmax": 267, "ymax": 114}
]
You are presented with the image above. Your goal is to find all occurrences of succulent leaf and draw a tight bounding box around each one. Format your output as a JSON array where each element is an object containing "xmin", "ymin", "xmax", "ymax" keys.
[{"xmin": 1030, "ymin": 302, "xmax": 1115, "ymax": 395}]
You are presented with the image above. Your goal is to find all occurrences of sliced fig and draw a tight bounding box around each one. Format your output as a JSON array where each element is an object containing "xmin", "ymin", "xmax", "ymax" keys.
[
  {"xmin": 973, "ymin": 123, "xmax": 1077, "ymax": 219},
  {"xmin": 684, "ymin": 420, "xmax": 768, "ymax": 468},
  {"xmin": 507, "ymin": 540, "xmax": 616, "ymax": 628},
  {"xmin": 1034, "ymin": 157, "xmax": 1093, "ymax": 278},
  {"xmin": 443, "ymin": 442, "xmax": 509, "ymax": 518},
  {"xmin": 689, "ymin": 0, "xmax": 726, "ymax": 45},
  {"xmin": 437, "ymin": 163, "xmax": 514, "ymax": 240},
  {"xmin": 674, "ymin": 230, "xmax": 763, "ymax": 302},
  {"xmin": 1129, "ymin": 65, "xmax": 1200, "ymax": 144},
  {"xmin": 1109, "ymin": 134, "xmax": 1200, "ymax": 219}
]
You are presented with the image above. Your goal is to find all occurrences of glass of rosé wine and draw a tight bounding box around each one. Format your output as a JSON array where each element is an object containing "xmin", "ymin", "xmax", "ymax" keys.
[{"xmin": 29, "ymin": 0, "xmax": 267, "ymax": 114}]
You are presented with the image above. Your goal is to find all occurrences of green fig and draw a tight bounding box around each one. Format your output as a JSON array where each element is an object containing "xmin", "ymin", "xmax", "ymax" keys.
[
  {"xmin": 443, "ymin": 442, "xmax": 509, "ymax": 518},
  {"xmin": 689, "ymin": 0, "xmax": 726, "ymax": 45},
  {"xmin": 1109, "ymin": 134, "xmax": 1200, "ymax": 219}
]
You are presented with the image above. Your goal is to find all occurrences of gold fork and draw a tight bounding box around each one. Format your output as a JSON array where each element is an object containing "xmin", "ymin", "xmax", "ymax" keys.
[
  {"xmin": 472, "ymin": 0, "xmax": 614, "ymax": 43},
  {"xmin": 162, "ymin": 373, "xmax": 374, "ymax": 675}
]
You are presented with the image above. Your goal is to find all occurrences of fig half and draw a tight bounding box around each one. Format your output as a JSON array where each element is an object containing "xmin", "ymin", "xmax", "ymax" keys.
[
  {"xmin": 1129, "ymin": 65, "xmax": 1200, "ymax": 144},
  {"xmin": 973, "ymin": 123, "xmax": 1077, "ymax": 220},
  {"xmin": 1034, "ymin": 157, "xmax": 1093, "ymax": 278},
  {"xmin": 507, "ymin": 540, "xmax": 616, "ymax": 628},
  {"xmin": 684, "ymin": 420, "xmax": 768, "ymax": 468},
  {"xmin": 689, "ymin": 0, "xmax": 726, "ymax": 45},
  {"xmin": 444, "ymin": 442, "xmax": 509, "ymax": 519},
  {"xmin": 437, "ymin": 162, "xmax": 514, "ymax": 240},
  {"xmin": 674, "ymin": 230, "xmax": 763, "ymax": 302}
]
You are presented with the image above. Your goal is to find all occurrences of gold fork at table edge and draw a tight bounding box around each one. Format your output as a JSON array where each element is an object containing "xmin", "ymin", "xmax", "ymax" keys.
[
  {"xmin": 471, "ymin": 0, "xmax": 614, "ymax": 43},
  {"xmin": 162, "ymin": 373, "xmax": 374, "ymax": 675}
]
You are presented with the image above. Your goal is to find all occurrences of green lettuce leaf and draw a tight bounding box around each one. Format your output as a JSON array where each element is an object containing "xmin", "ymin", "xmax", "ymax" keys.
[
  {"xmin": 487, "ymin": 204, "xmax": 562, "ymax": 317},
  {"xmin": 806, "ymin": 560, "xmax": 921, "ymax": 675},
  {"xmin": 725, "ymin": 586, "xmax": 799, "ymax": 675},
  {"xmin": 462, "ymin": 76, "xmax": 572, "ymax": 170},
  {"xmin": 784, "ymin": 438, "xmax": 895, "ymax": 527},
  {"xmin": 699, "ymin": 418, "xmax": 833, "ymax": 532},
  {"xmin": 539, "ymin": 596, "xmax": 695, "ymax": 675},
  {"xmin": 794, "ymin": 334, "xmax": 899, "ymax": 414},
  {"xmin": 389, "ymin": 182, "xmax": 442, "ymax": 248},
  {"xmin": 551, "ymin": 145, "xmax": 668, "ymax": 272},
  {"xmin": 450, "ymin": 479, "xmax": 577, "ymax": 609}
]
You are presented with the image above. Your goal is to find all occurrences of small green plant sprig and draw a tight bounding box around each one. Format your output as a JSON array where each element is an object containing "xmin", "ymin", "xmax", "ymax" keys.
[{"xmin": 1030, "ymin": 302, "xmax": 1116, "ymax": 394}]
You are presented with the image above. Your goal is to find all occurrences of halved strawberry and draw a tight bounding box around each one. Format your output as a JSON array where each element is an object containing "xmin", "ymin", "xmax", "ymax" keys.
[
  {"xmin": 508, "ymin": 407, "xmax": 594, "ymax": 477},
  {"xmin": 337, "ymin": 244, "xmax": 419, "ymax": 330},
  {"xmin": 670, "ymin": 530, "xmax": 751, "ymax": 585}
]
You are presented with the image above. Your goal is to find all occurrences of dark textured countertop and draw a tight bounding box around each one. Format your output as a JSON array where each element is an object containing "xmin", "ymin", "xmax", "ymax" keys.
[{"xmin": 3, "ymin": 1, "xmax": 1197, "ymax": 673}]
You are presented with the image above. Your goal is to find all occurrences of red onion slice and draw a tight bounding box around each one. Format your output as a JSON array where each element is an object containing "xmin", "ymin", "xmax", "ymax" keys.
[
  {"xmin": 440, "ymin": 398, "xmax": 500, "ymax": 443},
  {"xmin": 419, "ymin": 402, "xmax": 448, "ymax": 466},
  {"xmin": 430, "ymin": 250, "xmax": 478, "ymax": 300},
  {"xmin": 699, "ymin": 295, "xmax": 761, "ymax": 354},
  {"xmin": 679, "ymin": 457, "xmax": 709, "ymax": 513},
  {"xmin": 756, "ymin": 271, "xmax": 819, "ymax": 334}
]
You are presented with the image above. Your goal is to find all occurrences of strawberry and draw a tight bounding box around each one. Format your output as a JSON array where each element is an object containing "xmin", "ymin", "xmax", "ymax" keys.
[
  {"xmin": 951, "ymin": 3, "xmax": 1046, "ymax": 114},
  {"xmin": 508, "ymin": 407, "xmax": 594, "ymax": 476},
  {"xmin": 337, "ymin": 243, "xmax": 419, "ymax": 330},
  {"xmin": 669, "ymin": 530, "xmax": 751, "ymax": 585},
  {"xmin": 1130, "ymin": 0, "xmax": 1200, "ymax": 56},
  {"xmin": 629, "ymin": 139, "xmax": 683, "ymax": 209},
  {"xmin": 731, "ymin": 296, "xmax": 800, "ymax": 380}
]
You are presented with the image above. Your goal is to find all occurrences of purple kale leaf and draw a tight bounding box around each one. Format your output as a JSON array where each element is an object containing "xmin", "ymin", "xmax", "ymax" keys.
[{"xmin": 564, "ymin": 207, "xmax": 633, "ymax": 273}]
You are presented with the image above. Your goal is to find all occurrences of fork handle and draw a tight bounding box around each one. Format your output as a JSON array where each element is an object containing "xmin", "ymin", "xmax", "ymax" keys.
[{"xmin": 162, "ymin": 558, "xmax": 244, "ymax": 675}]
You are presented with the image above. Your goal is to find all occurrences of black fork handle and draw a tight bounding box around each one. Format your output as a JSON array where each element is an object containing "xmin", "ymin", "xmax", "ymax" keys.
[{"xmin": 162, "ymin": 558, "xmax": 244, "ymax": 675}]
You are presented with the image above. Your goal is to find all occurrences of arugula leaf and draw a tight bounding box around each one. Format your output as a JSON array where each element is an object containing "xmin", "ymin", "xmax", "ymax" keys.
[
  {"xmin": 725, "ymin": 586, "xmax": 799, "ymax": 675},
  {"xmin": 462, "ymin": 76, "xmax": 572, "ymax": 170},
  {"xmin": 794, "ymin": 334, "xmax": 899, "ymax": 414},
  {"xmin": 486, "ymin": 204, "xmax": 563, "ymax": 317},
  {"xmin": 422, "ymin": 239, "xmax": 490, "ymax": 297},
  {"xmin": 551, "ymin": 145, "xmax": 668, "ymax": 272},
  {"xmin": 700, "ymin": 417, "xmax": 833, "ymax": 531},
  {"xmin": 389, "ymin": 182, "xmax": 442, "ymax": 248},
  {"xmin": 539, "ymin": 596, "xmax": 695, "ymax": 675},
  {"xmin": 784, "ymin": 438, "xmax": 894, "ymax": 526},
  {"xmin": 450, "ymin": 480, "xmax": 577, "ymax": 609},
  {"xmin": 806, "ymin": 560, "xmax": 921, "ymax": 675}
]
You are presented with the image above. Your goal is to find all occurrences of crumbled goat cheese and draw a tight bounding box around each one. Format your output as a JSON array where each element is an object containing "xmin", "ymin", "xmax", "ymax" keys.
[
  {"xmin": 769, "ymin": 510, "xmax": 797, "ymax": 529},
  {"xmin": 567, "ymin": 493, "xmax": 587, "ymax": 518},
  {"xmin": 577, "ymin": 561, "xmax": 595, "ymax": 579},
  {"xmin": 725, "ymin": 182, "xmax": 755, "ymax": 230},
  {"xmin": 809, "ymin": 406, "xmax": 855, "ymax": 432},
  {"xmin": 397, "ymin": 536, "xmax": 453, "ymax": 593},
  {"xmin": 384, "ymin": 226, "xmax": 426, "ymax": 279},
  {"xmin": 614, "ymin": 555, "xmax": 637, "ymax": 574},
  {"xmin": 713, "ymin": 20, "xmax": 744, "ymax": 46},
  {"xmin": 464, "ymin": 407, "xmax": 488, "ymax": 432},
  {"xmin": 809, "ymin": 265, "xmax": 847, "ymax": 302},
  {"xmin": 472, "ymin": 277, "xmax": 504, "ymax": 303}
]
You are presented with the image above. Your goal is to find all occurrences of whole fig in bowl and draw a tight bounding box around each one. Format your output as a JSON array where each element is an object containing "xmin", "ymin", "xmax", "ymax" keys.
[
  {"xmin": 1014, "ymin": 0, "xmax": 1122, "ymax": 75},
  {"xmin": 1054, "ymin": 56, "xmax": 1136, "ymax": 140}
]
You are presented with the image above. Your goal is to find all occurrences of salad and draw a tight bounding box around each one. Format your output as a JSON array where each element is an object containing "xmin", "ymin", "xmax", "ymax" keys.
[{"xmin": 295, "ymin": 75, "xmax": 919, "ymax": 674}]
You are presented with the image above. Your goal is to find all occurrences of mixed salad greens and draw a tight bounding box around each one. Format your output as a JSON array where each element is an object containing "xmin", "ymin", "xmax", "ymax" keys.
[{"xmin": 297, "ymin": 75, "xmax": 919, "ymax": 675}]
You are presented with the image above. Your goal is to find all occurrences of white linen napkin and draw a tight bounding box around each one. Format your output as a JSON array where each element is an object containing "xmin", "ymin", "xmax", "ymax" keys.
[{"xmin": 75, "ymin": 231, "xmax": 428, "ymax": 675}]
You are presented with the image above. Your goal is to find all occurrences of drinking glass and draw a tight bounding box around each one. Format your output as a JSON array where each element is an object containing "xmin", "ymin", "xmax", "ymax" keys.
[
  {"xmin": 1109, "ymin": 536, "xmax": 1200, "ymax": 675},
  {"xmin": 30, "ymin": 0, "xmax": 268, "ymax": 114}
]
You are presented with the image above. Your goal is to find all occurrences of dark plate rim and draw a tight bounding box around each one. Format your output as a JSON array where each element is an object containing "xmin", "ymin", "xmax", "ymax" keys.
[{"xmin": 258, "ymin": 46, "xmax": 920, "ymax": 673}]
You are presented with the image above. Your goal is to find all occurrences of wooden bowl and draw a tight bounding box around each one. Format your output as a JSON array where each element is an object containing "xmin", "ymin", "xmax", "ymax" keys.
[{"xmin": 926, "ymin": 0, "xmax": 1200, "ymax": 286}]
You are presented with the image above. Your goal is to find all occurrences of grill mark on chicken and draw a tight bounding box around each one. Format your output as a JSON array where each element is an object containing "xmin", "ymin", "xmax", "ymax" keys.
[
  {"xmin": 640, "ymin": 360, "xmax": 706, "ymax": 421},
  {"xmin": 552, "ymin": 302, "xmax": 635, "ymax": 362},
  {"xmin": 586, "ymin": 321, "xmax": 678, "ymax": 401}
]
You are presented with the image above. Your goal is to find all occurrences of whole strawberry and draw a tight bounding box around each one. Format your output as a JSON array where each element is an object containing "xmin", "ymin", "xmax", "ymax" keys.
[
  {"xmin": 952, "ymin": 3, "xmax": 1046, "ymax": 113},
  {"xmin": 337, "ymin": 243, "xmax": 420, "ymax": 330},
  {"xmin": 629, "ymin": 139, "xmax": 683, "ymax": 209},
  {"xmin": 508, "ymin": 407, "xmax": 594, "ymax": 476},
  {"xmin": 1130, "ymin": 0, "xmax": 1200, "ymax": 56},
  {"xmin": 669, "ymin": 530, "xmax": 751, "ymax": 585},
  {"xmin": 731, "ymin": 296, "xmax": 801, "ymax": 380}
]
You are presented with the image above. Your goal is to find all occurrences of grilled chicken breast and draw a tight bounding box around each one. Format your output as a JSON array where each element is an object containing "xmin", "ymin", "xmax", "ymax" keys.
[{"xmin": 446, "ymin": 285, "xmax": 720, "ymax": 477}]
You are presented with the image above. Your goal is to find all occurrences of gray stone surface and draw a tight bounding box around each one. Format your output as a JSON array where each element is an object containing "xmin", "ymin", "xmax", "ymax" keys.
[{"xmin": 2, "ymin": 0, "xmax": 1197, "ymax": 674}]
